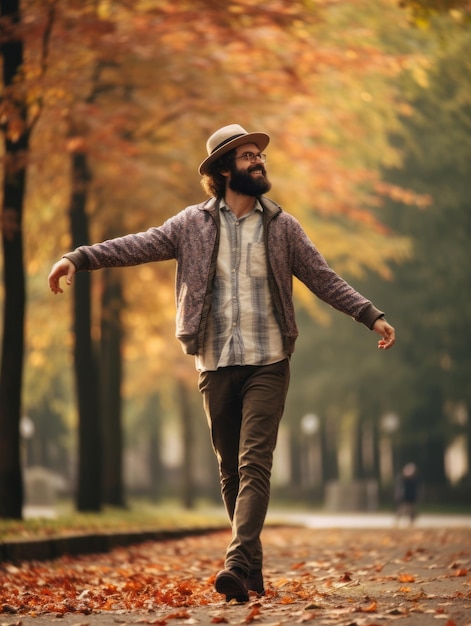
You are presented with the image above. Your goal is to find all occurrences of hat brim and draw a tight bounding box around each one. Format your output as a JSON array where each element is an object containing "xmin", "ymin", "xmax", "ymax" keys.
[{"xmin": 198, "ymin": 132, "xmax": 270, "ymax": 175}]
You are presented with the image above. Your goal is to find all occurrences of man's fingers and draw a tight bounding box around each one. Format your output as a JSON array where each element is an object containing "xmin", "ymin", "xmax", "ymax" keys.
[
  {"xmin": 48, "ymin": 259, "xmax": 75, "ymax": 294},
  {"xmin": 374, "ymin": 320, "xmax": 396, "ymax": 350},
  {"xmin": 378, "ymin": 328, "xmax": 396, "ymax": 350},
  {"xmin": 66, "ymin": 267, "xmax": 75, "ymax": 285},
  {"xmin": 49, "ymin": 276, "xmax": 63, "ymax": 294}
]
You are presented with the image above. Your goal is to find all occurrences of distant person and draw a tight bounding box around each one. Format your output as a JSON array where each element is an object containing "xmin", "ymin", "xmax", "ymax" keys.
[
  {"xmin": 48, "ymin": 124, "xmax": 396, "ymax": 602},
  {"xmin": 395, "ymin": 463, "xmax": 419, "ymax": 525}
]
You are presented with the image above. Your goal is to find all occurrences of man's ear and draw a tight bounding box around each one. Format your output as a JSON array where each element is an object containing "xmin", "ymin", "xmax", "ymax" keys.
[{"xmin": 219, "ymin": 168, "xmax": 230, "ymax": 178}]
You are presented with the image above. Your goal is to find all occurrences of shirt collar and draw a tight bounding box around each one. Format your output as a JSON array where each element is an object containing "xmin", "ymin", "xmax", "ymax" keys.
[{"xmin": 220, "ymin": 198, "xmax": 263, "ymax": 213}]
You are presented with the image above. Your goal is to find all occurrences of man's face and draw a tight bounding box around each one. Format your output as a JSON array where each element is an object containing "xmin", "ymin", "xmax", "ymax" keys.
[{"xmin": 228, "ymin": 143, "xmax": 271, "ymax": 196}]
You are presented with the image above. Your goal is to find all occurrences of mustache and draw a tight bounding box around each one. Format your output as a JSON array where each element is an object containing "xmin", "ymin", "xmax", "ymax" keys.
[{"xmin": 248, "ymin": 164, "xmax": 267, "ymax": 176}]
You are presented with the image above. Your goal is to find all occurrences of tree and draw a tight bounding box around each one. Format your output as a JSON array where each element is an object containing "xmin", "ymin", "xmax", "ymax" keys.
[
  {"xmin": 68, "ymin": 144, "xmax": 102, "ymax": 511},
  {"xmin": 0, "ymin": 0, "xmax": 59, "ymax": 519},
  {"xmin": 0, "ymin": 0, "xmax": 28, "ymax": 518},
  {"xmin": 378, "ymin": 28, "xmax": 471, "ymax": 489},
  {"xmin": 100, "ymin": 267, "xmax": 125, "ymax": 507},
  {"xmin": 287, "ymin": 23, "xmax": 471, "ymax": 500}
]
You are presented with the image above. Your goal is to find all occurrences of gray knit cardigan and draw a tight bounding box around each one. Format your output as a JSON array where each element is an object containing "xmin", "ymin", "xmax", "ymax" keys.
[{"xmin": 65, "ymin": 196, "xmax": 383, "ymax": 356}]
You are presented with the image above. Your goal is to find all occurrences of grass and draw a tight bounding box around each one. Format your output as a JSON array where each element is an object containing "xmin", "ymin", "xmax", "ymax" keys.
[{"xmin": 0, "ymin": 499, "xmax": 228, "ymax": 542}]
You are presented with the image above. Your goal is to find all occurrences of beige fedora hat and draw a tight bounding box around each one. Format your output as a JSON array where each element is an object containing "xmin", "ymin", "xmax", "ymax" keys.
[{"xmin": 199, "ymin": 124, "xmax": 270, "ymax": 175}]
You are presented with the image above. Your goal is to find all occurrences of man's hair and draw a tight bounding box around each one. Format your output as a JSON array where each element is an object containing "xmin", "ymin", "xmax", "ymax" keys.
[{"xmin": 200, "ymin": 149, "xmax": 235, "ymax": 198}]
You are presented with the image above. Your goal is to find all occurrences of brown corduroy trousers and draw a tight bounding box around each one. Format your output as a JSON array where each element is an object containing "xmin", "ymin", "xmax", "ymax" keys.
[{"xmin": 198, "ymin": 359, "xmax": 290, "ymax": 575}]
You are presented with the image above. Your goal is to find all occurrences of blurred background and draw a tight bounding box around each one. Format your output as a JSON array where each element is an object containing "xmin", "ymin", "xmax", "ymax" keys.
[{"xmin": 1, "ymin": 0, "xmax": 470, "ymax": 520}]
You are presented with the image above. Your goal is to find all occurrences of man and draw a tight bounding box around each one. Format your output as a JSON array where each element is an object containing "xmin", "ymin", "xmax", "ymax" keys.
[
  {"xmin": 48, "ymin": 123, "xmax": 395, "ymax": 603},
  {"xmin": 395, "ymin": 463, "xmax": 419, "ymax": 526}
]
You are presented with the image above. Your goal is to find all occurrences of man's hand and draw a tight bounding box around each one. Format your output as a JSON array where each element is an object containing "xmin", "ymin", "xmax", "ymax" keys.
[
  {"xmin": 373, "ymin": 317, "xmax": 396, "ymax": 350},
  {"xmin": 48, "ymin": 258, "xmax": 76, "ymax": 294}
]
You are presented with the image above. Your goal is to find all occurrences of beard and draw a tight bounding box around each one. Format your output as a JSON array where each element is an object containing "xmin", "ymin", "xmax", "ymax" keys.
[{"xmin": 228, "ymin": 163, "xmax": 272, "ymax": 197}]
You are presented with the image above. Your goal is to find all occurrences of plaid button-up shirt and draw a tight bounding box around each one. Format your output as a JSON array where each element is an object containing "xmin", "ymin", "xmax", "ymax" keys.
[{"xmin": 195, "ymin": 200, "xmax": 285, "ymax": 372}]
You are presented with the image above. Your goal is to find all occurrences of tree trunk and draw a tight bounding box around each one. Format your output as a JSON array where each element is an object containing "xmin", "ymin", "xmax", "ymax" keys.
[
  {"xmin": 417, "ymin": 392, "xmax": 447, "ymax": 486},
  {"xmin": 289, "ymin": 429, "xmax": 302, "ymax": 492},
  {"xmin": 101, "ymin": 267, "xmax": 125, "ymax": 507},
  {"xmin": 179, "ymin": 380, "xmax": 195, "ymax": 509},
  {"xmin": 467, "ymin": 401, "xmax": 471, "ymax": 484},
  {"xmin": 0, "ymin": 0, "xmax": 27, "ymax": 519},
  {"xmin": 147, "ymin": 393, "xmax": 164, "ymax": 502},
  {"xmin": 371, "ymin": 417, "xmax": 381, "ymax": 484},
  {"xmin": 322, "ymin": 409, "xmax": 339, "ymax": 483},
  {"xmin": 69, "ymin": 150, "xmax": 102, "ymax": 512},
  {"xmin": 353, "ymin": 414, "xmax": 363, "ymax": 480}
]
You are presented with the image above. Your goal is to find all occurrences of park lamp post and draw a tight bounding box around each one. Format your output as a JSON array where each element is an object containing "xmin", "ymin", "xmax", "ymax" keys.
[
  {"xmin": 300, "ymin": 413, "xmax": 321, "ymax": 490},
  {"xmin": 380, "ymin": 412, "xmax": 400, "ymax": 484},
  {"xmin": 20, "ymin": 415, "xmax": 35, "ymax": 467},
  {"xmin": 301, "ymin": 413, "xmax": 320, "ymax": 437}
]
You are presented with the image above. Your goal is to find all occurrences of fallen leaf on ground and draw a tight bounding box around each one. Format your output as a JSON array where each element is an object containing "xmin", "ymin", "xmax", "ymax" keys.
[
  {"xmin": 243, "ymin": 604, "xmax": 261, "ymax": 623},
  {"xmin": 356, "ymin": 599, "xmax": 377, "ymax": 613}
]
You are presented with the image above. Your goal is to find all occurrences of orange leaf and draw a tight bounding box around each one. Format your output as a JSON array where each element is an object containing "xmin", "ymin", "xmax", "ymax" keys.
[
  {"xmin": 398, "ymin": 573, "xmax": 415, "ymax": 582},
  {"xmin": 291, "ymin": 561, "xmax": 306, "ymax": 570},
  {"xmin": 165, "ymin": 610, "xmax": 191, "ymax": 620},
  {"xmin": 358, "ymin": 600, "xmax": 377, "ymax": 613},
  {"xmin": 454, "ymin": 569, "xmax": 468, "ymax": 577},
  {"xmin": 281, "ymin": 596, "xmax": 296, "ymax": 604},
  {"xmin": 244, "ymin": 605, "xmax": 261, "ymax": 623}
]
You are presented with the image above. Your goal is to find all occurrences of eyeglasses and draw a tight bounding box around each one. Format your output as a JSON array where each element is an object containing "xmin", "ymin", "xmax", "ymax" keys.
[{"xmin": 234, "ymin": 152, "xmax": 267, "ymax": 164}]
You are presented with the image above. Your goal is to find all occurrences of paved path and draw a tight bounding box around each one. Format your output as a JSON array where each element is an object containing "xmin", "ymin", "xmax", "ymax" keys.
[
  {"xmin": 267, "ymin": 509, "xmax": 471, "ymax": 529},
  {"xmin": 2, "ymin": 521, "xmax": 471, "ymax": 626}
]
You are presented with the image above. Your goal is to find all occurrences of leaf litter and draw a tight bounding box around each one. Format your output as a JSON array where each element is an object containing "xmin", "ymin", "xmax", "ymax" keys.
[{"xmin": 1, "ymin": 526, "xmax": 470, "ymax": 625}]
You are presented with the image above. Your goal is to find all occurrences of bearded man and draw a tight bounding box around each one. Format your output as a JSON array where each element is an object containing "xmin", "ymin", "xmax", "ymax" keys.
[{"xmin": 48, "ymin": 124, "xmax": 395, "ymax": 603}]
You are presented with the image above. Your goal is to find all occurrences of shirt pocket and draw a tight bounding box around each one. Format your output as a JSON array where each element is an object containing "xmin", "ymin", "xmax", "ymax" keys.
[{"xmin": 247, "ymin": 242, "xmax": 267, "ymax": 278}]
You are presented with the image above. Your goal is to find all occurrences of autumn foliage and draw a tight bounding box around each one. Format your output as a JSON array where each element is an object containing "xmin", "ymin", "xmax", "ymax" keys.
[{"xmin": 17, "ymin": 0, "xmax": 424, "ymax": 397}]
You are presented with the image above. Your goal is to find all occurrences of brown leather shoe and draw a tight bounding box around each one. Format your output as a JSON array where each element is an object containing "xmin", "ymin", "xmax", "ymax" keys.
[{"xmin": 215, "ymin": 568, "xmax": 249, "ymax": 603}]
